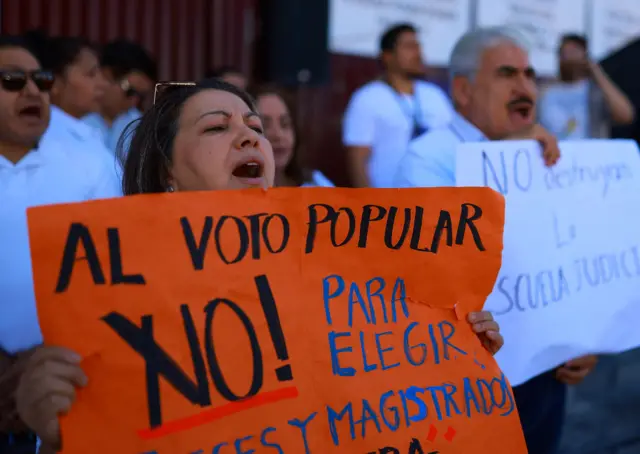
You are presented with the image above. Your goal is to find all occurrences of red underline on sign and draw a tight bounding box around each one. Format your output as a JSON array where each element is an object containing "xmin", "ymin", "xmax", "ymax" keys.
[{"xmin": 137, "ymin": 386, "xmax": 300, "ymax": 440}]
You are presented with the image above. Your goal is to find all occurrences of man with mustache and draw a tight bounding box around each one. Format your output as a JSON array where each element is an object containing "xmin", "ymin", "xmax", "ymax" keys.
[
  {"xmin": 538, "ymin": 34, "xmax": 634, "ymax": 140},
  {"xmin": 394, "ymin": 27, "xmax": 597, "ymax": 454}
]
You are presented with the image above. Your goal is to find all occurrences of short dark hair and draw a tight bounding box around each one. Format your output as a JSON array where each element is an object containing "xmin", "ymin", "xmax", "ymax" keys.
[
  {"xmin": 560, "ymin": 34, "xmax": 588, "ymax": 52},
  {"xmin": 380, "ymin": 23, "xmax": 416, "ymax": 52},
  {"xmin": 100, "ymin": 39, "xmax": 158, "ymax": 81},
  {"xmin": 24, "ymin": 29, "xmax": 95, "ymax": 75},
  {"xmin": 205, "ymin": 65, "xmax": 242, "ymax": 79},
  {"xmin": 250, "ymin": 84, "xmax": 311, "ymax": 187},
  {"xmin": 0, "ymin": 35, "xmax": 37, "ymax": 59},
  {"xmin": 119, "ymin": 78, "xmax": 256, "ymax": 195}
]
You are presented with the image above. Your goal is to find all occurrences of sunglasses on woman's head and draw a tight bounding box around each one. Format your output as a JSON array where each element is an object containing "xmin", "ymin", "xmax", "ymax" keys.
[
  {"xmin": 153, "ymin": 81, "xmax": 196, "ymax": 105},
  {"xmin": 0, "ymin": 70, "xmax": 55, "ymax": 92}
]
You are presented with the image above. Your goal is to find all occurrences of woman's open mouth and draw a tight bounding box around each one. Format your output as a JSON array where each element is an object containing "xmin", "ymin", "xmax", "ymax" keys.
[{"xmin": 232, "ymin": 159, "xmax": 265, "ymax": 186}]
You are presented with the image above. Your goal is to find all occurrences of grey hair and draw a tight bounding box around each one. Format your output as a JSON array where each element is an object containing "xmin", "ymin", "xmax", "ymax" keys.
[{"xmin": 449, "ymin": 26, "xmax": 530, "ymax": 89}]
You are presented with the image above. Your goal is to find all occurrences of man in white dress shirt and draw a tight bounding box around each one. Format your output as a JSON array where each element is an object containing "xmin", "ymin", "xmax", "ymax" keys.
[
  {"xmin": 0, "ymin": 35, "xmax": 121, "ymax": 454},
  {"xmin": 394, "ymin": 27, "xmax": 598, "ymax": 454},
  {"xmin": 342, "ymin": 23, "xmax": 454, "ymax": 188}
]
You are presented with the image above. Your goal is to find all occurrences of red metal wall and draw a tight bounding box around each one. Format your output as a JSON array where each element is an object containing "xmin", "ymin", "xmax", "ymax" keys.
[
  {"xmin": 1, "ymin": 0, "xmax": 260, "ymax": 81},
  {"xmin": 295, "ymin": 55, "xmax": 379, "ymax": 186}
]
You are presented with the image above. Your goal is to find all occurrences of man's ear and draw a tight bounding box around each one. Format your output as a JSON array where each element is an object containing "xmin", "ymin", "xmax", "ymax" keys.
[
  {"xmin": 380, "ymin": 50, "xmax": 394, "ymax": 71},
  {"xmin": 451, "ymin": 75, "xmax": 471, "ymax": 109}
]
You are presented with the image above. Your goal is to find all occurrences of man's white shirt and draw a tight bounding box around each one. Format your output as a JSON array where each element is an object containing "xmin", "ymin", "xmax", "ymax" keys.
[
  {"xmin": 0, "ymin": 138, "xmax": 122, "ymax": 354},
  {"xmin": 343, "ymin": 80, "xmax": 455, "ymax": 188}
]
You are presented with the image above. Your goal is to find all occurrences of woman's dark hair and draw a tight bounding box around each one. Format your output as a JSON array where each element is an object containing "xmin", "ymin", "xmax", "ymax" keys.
[
  {"xmin": 250, "ymin": 85, "xmax": 311, "ymax": 186},
  {"xmin": 119, "ymin": 78, "xmax": 257, "ymax": 195},
  {"xmin": 23, "ymin": 29, "xmax": 95, "ymax": 75}
]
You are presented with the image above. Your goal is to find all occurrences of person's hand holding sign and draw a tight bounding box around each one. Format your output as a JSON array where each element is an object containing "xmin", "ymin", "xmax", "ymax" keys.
[
  {"xmin": 555, "ymin": 355, "xmax": 598, "ymax": 385},
  {"xmin": 468, "ymin": 311, "xmax": 504, "ymax": 355},
  {"xmin": 506, "ymin": 124, "xmax": 560, "ymax": 167},
  {"xmin": 16, "ymin": 346, "xmax": 87, "ymax": 451}
]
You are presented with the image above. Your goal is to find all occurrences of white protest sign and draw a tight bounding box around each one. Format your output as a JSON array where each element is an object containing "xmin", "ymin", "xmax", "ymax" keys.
[
  {"xmin": 476, "ymin": 0, "xmax": 587, "ymax": 76},
  {"xmin": 590, "ymin": 0, "xmax": 640, "ymax": 60},
  {"xmin": 455, "ymin": 139, "xmax": 640, "ymax": 386},
  {"xmin": 328, "ymin": 0, "xmax": 472, "ymax": 66}
]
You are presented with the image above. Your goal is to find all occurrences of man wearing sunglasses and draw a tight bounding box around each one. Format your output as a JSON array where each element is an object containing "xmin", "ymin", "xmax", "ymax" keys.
[
  {"xmin": 0, "ymin": 35, "xmax": 121, "ymax": 454},
  {"xmin": 0, "ymin": 47, "xmax": 53, "ymax": 159},
  {"xmin": 83, "ymin": 39, "xmax": 157, "ymax": 155}
]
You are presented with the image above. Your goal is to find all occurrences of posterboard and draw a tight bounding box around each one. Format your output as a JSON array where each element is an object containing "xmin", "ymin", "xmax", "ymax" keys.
[
  {"xmin": 590, "ymin": 0, "xmax": 640, "ymax": 60},
  {"xmin": 28, "ymin": 188, "xmax": 527, "ymax": 454},
  {"xmin": 456, "ymin": 139, "xmax": 640, "ymax": 386},
  {"xmin": 328, "ymin": 0, "xmax": 472, "ymax": 66},
  {"xmin": 475, "ymin": 0, "xmax": 587, "ymax": 76}
]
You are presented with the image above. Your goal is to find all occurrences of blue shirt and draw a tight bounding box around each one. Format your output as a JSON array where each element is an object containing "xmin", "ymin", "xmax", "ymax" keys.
[
  {"xmin": 394, "ymin": 112, "xmax": 487, "ymax": 188},
  {"xmin": 83, "ymin": 108, "xmax": 141, "ymax": 155},
  {"xmin": 0, "ymin": 139, "xmax": 122, "ymax": 354},
  {"xmin": 43, "ymin": 106, "xmax": 105, "ymax": 148}
]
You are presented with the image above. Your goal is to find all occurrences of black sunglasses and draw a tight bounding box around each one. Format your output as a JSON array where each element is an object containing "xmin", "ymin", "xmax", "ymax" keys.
[
  {"xmin": 153, "ymin": 81, "xmax": 196, "ymax": 105},
  {"xmin": 0, "ymin": 70, "xmax": 55, "ymax": 92}
]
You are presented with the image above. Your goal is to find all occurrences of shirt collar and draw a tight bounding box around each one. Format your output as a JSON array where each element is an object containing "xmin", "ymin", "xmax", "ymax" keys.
[
  {"xmin": 0, "ymin": 147, "xmax": 44, "ymax": 169},
  {"xmin": 50, "ymin": 105, "xmax": 100, "ymax": 142},
  {"xmin": 449, "ymin": 112, "xmax": 487, "ymax": 142},
  {"xmin": 85, "ymin": 108, "xmax": 141, "ymax": 130}
]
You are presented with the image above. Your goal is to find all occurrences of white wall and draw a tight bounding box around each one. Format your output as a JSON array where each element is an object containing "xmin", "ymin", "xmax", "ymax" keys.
[{"xmin": 328, "ymin": 0, "xmax": 640, "ymax": 76}]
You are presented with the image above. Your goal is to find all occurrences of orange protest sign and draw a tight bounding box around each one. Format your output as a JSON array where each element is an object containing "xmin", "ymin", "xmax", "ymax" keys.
[{"xmin": 28, "ymin": 187, "xmax": 526, "ymax": 454}]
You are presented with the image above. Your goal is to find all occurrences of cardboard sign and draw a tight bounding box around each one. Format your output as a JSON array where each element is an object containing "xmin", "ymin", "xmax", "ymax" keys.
[
  {"xmin": 455, "ymin": 140, "xmax": 640, "ymax": 386},
  {"xmin": 28, "ymin": 187, "xmax": 526, "ymax": 454}
]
